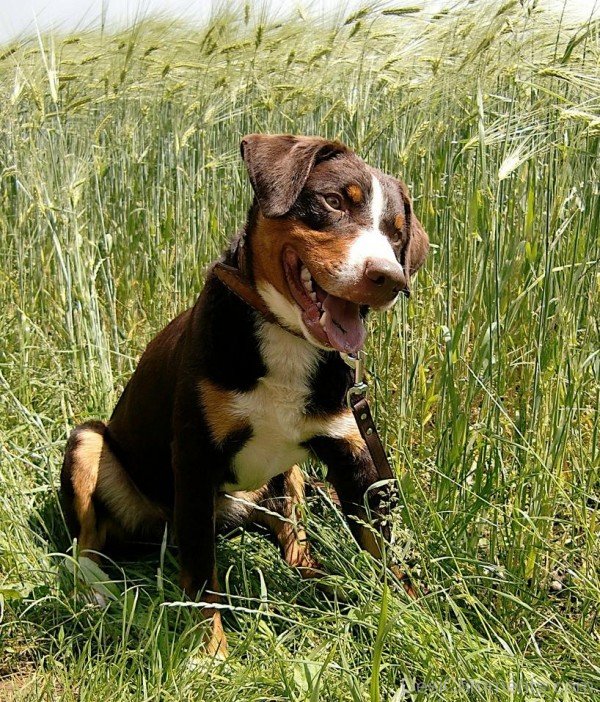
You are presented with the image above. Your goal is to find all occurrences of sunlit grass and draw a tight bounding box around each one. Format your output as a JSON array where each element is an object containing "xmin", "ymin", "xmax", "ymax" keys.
[{"xmin": 1, "ymin": 2, "xmax": 599, "ymax": 700}]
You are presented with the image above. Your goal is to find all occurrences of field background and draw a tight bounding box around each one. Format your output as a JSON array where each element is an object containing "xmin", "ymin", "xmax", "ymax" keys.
[{"xmin": 1, "ymin": 1, "xmax": 599, "ymax": 700}]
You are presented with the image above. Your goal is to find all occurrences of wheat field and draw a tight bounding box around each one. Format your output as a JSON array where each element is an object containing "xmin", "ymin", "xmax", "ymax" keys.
[{"xmin": 0, "ymin": 2, "xmax": 599, "ymax": 700}]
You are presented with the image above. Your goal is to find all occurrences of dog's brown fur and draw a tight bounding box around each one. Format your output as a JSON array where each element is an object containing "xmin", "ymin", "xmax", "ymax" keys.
[{"xmin": 61, "ymin": 134, "xmax": 428, "ymax": 657}]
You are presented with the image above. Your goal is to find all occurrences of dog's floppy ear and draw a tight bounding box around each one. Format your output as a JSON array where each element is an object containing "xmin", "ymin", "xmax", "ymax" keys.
[
  {"xmin": 240, "ymin": 134, "xmax": 347, "ymax": 218},
  {"xmin": 397, "ymin": 179, "xmax": 429, "ymax": 278}
]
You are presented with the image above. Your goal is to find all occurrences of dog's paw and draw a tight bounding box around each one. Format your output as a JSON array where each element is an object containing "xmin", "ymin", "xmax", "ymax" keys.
[
  {"xmin": 203, "ymin": 611, "xmax": 229, "ymax": 660},
  {"xmin": 205, "ymin": 633, "xmax": 229, "ymax": 661},
  {"xmin": 184, "ymin": 633, "xmax": 229, "ymax": 671},
  {"xmin": 89, "ymin": 586, "xmax": 109, "ymax": 608},
  {"xmin": 293, "ymin": 558, "xmax": 352, "ymax": 600},
  {"xmin": 390, "ymin": 564, "xmax": 421, "ymax": 599},
  {"xmin": 64, "ymin": 554, "xmax": 119, "ymax": 606},
  {"xmin": 295, "ymin": 558, "xmax": 326, "ymax": 580}
]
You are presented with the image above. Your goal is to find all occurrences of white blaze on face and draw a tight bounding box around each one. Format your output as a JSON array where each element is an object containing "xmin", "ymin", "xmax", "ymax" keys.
[
  {"xmin": 339, "ymin": 174, "xmax": 402, "ymax": 285},
  {"xmin": 370, "ymin": 171, "xmax": 385, "ymax": 227}
]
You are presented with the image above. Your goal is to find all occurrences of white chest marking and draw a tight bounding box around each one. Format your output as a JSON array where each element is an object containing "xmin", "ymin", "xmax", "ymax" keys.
[{"xmin": 223, "ymin": 323, "xmax": 356, "ymax": 491}]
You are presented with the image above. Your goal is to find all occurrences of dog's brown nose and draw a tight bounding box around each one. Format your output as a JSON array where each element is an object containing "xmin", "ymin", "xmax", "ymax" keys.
[{"xmin": 364, "ymin": 258, "xmax": 407, "ymax": 305}]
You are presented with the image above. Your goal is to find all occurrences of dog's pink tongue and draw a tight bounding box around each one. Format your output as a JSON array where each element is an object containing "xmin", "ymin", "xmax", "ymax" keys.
[{"xmin": 322, "ymin": 294, "xmax": 366, "ymax": 354}]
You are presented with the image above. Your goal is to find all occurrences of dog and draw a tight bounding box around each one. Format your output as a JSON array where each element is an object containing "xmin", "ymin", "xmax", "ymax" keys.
[{"xmin": 60, "ymin": 134, "xmax": 429, "ymax": 657}]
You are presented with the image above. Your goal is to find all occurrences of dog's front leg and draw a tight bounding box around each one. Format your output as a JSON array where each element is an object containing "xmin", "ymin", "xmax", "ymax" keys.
[
  {"xmin": 172, "ymin": 430, "xmax": 227, "ymax": 659},
  {"xmin": 308, "ymin": 433, "xmax": 392, "ymax": 560}
]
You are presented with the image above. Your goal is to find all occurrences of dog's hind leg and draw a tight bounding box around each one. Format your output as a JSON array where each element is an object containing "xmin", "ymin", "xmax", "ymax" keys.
[
  {"xmin": 254, "ymin": 465, "xmax": 322, "ymax": 578},
  {"xmin": 61, "ymin": 421, "xmax": 110, "ymax": 561},
  {"xmin": 61, "ymin": 421, "xmax": 165, "ymax": 561}
]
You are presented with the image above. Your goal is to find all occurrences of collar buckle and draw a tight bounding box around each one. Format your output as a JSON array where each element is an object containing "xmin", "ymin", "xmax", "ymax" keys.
[{"xmin": 341, "ymin": 351, "xmax": 368, "ymax": 407}]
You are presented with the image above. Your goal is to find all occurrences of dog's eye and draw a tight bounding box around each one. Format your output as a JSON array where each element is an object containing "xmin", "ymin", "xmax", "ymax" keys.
[{"xmin": 323, "ymin": 193, "xmax": 343, "ymax": 211}]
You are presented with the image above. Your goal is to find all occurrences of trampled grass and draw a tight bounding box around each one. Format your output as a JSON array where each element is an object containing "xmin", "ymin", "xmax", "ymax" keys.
[{"xmin": 0, "ymin": 1, "xmax": 599, "ymax": 699}]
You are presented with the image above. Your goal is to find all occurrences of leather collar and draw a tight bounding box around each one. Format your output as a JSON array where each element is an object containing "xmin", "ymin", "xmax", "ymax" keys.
[{"xmin": 211, "ymin": 261, "xmax": 306, "ymax": 341}]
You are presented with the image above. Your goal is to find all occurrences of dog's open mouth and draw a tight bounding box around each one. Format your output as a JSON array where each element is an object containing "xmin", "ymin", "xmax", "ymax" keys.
[{"xmin": 283, "ymin": 248, "xmax": 366, "ymax": 354}]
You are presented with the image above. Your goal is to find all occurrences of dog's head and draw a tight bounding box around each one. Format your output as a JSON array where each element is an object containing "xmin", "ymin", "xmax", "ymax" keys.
[{"xmin": 241, "ymin": 134, "xmax": 429, "ymax": 353}]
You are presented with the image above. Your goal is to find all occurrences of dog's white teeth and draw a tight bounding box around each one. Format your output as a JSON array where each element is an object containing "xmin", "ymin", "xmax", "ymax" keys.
[
  {"xmin": 319, "ymin": 311, "xmax": 329, "ymax": 329},
  {"xmin": 300, "ymin": 266, "xmax": 314, "ymax": 293},
  {"xmin": 309, "ymin": 292, "xmax": 317, "ymax": 302},
  {"xmin": 317, "ymin": 302, "xmax": 322, "ymax": 310}
]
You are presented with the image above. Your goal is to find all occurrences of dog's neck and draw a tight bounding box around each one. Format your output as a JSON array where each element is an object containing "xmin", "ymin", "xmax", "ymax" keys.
[
  {"xmin": 224, "ymin": 226, "xmax": 250, "ymax": 278},
  {"xmin": 224, "ymin": 200, "xmax": 261, "ymax": 282},
  {"xmin": 215, "ymin": 213, "xmax": 309, "ymax": 342}
]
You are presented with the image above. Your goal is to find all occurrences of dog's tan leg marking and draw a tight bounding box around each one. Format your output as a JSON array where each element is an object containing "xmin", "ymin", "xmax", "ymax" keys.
[
  {"xmin": 334, "ymin": 410, "xmax": 366, "ymax": 458},
  {"xmin": 66, "ymin": 426, "xmax": 165, "ymax": 560},
  {"xmin": 181, "ymin": 567, "xmax": 229, "ymax": 660},
  {"xmin": 259, "ymin": 466, "xmax": 321, "ymax": 578},
  {"xmin": 279, "ymin": 466, "xmax": 314, "ymax": 572},
  {"xmin": 357, "ymin": 521, "xmax": 385, "ymax": 560},
  {"xmin": 325, "ymin": 413, "xmax": 386, "ymax": 559},
  {"xmin": 205, "ymin": 608, "xmax": 228, "ymax": 659},
  {"xmin": 69, "ymin": 430, "xmax": 106, "ymax": 560}
]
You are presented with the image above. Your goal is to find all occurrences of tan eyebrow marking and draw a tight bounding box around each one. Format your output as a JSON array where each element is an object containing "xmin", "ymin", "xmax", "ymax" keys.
[
  {"xmin": 346, "ymin": 184, "xmax": 364, "ymax": 204},
  {"xmin": 394, "ymin": 213, "xmax": 405, "ymax": 231}
]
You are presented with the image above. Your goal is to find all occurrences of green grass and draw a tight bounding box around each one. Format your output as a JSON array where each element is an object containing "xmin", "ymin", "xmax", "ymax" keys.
[{"xmin": 1, "ymin": 1, "xmax": 599, "ymax": 699}]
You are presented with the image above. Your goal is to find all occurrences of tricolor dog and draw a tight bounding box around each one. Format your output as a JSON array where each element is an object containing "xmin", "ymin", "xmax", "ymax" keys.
[{"xmin": 61, "ymin": 134, "xmax": 429, "ymax": 656}]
